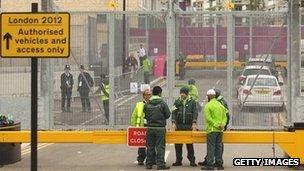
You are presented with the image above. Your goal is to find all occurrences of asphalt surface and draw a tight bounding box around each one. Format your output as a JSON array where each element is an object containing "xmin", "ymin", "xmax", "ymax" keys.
[
  {"xmin": 53, "ymin": 69, "xmax": 287, "ymax": 130},
  {"xmin": 3, "ymin": 143, "xmax": 297, "ymax": 171},
  {"xmin": 1, "ymin": 69, "xmax": 296, "ymax": 171}
]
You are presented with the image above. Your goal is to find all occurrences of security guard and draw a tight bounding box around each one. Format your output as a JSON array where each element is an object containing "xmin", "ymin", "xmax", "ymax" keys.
[
  {"xmin": 214, "ymin": 89, "xmax": 229, "ymax": 130},
  {"xmin": 171, "ymin": 86, "xmax": 198, "ymax": 167},
  {"xmin": 188, "ymin": 79, "xmax": 201, "ymax": 112},
  {"xmin": 188, "ymin": 79, "xmax": 199, "ymax": 101},
  {"xmin": 201, "ymin": 89, "xmax": 227, "ymax": 170},
  {"xmin": 198, "ymin": 89, "xmax": 229, "ymax": 167},
  {"xmin": 178, "ymin": 54, "xmax": 186, "ymax": 80},
  {"xmin": 144, "ymin": 86, "xmax": 171, "ymax": 170},
  {"xmin": 77, "ymin": 65, "xmax": 94, "ymax": 113},
  {"xmin": 60, "ymin": 65, "xmax": 74, "ymax": 112},
  {"xmin": 100, "ymin": 77, "xmax": 110, "ymax": 123},
  {"xmin": 130, "ymin": 90, "xmax": 152, "ymax": 165},
  {"xmin": 142, "ymin": 55, "xmax": 151, "ymax": 84}
]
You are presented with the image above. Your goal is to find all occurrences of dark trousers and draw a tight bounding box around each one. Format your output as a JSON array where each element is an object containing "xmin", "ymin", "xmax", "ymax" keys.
[
  {"xmin": 174, "ymin": 144, "xmax": 195, "ymax": 163},
  {"xmin": 146, "ymin": 128, "xmax": 166, "ymax": 167},
  {"xmin": 144, "ymin": 72, "xmax": 150, "ymax": 84},
  {"xmin": 79, "ymin": 90, "xmax": 91, "ymax": 111},
  {"xmin": 138, "ymin": 148, "xmax": 146, "ymax": 162},
  {"xmin": 139, "ymin": 57, "xmax": 144, "ymax": 66},
  {"xmin": 103, "ymin": 99, "xmax": 109, "ymax": 122},
  {"xmin": 179, "ymin": 63, "xmax": 185, "ymax": 80},
  {"xmin": 206, "ymin": 132, "xmax": 223, "ymax": 166},
  {"xmin": 175, "ymin": 125, "xmax": 195, "ymax": 163},
  {"xmin": 61, "ymin": 89, "xmax": 72, "ymax": 111},
  {"xmin": 138, "ymin": 147, "xmax": 156, "ymax": 163}
]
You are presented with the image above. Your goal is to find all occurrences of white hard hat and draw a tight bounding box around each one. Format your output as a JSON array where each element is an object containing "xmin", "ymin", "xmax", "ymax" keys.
[{"xmin": 206, "ymin": 89, "xmax": 216, "ymax": 95}]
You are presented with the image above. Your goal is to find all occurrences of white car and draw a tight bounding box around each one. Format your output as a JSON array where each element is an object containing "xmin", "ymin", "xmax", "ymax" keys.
[
  {"xmin": 238, "ymin": 65, "xmax": 272, "ymax": 84},
  {"xmin": 247, "ymin": 57, "xmax": 274, "ymax": 68},
  {"xmin": 238, "ymin": 75, "xmax": 284, "ymax": 109}
]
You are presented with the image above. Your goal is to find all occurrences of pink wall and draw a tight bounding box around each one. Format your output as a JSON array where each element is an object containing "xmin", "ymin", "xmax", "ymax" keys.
[{"xmin": 129, "ymin": 26, "xmax": 289, "ymax": 57}]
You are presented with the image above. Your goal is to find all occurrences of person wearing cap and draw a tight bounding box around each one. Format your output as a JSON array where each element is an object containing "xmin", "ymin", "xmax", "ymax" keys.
[
  {"xmin": 144, "ymin": 86, "xmax": 171, "ymax": 170},
  {"xmin": 201, "ymin": 89, "xmax": 227, "ymax": 170},
  {"xmin": 171, "ymin": 86, "xmax": 198, "ymax": 167},
  {"xmin": 130, "ymin": 90, "xmax": 153, "ymax": 165},
  {"xmin": 60, "ymin": 65, "xmax": 74, "ymax": 112},
  {"xmin": 77, "ymin": 65, "xmax": 94, "ymax": 113},
  {"xmin": 198, "ymin": 89, "xmax": 229, "ymax": 167}
]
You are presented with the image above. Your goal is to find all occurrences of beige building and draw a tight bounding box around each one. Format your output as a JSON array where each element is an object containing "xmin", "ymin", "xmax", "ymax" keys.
[{"xmin": 0, "ymin": 0, "xmax": 144, "ymax": 69}]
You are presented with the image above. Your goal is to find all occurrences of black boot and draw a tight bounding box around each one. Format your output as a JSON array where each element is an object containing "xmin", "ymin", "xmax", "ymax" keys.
[
  {"xmin": 157, "ymin": 165, "xmax": 170, "ymax": 170},
  {"xmin": 214, "ymin": 163, "xmax": 224, "ymax": 170},
  {"xmin": 172, "ymin": 161, "xmax": 182, "ymax": 166},
  {"xmin": 198, "ymin": 160, "xmax": 207, "ymax": 166},
  {"xmin": 190, "ymin": 161, "xmax": 197, "ymax": 167},
  {"xmin": 201, "ymin": 165, "xmax": 214, "ymax": 170}
]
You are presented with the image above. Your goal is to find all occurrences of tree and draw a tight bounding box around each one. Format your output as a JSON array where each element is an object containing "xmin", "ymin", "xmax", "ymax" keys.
[{"xmin": 248, "ymin": 0, "xmax": 265, "ymax": 11}]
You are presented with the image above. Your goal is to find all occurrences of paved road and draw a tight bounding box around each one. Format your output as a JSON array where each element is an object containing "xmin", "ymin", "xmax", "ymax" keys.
[
  {"xmin": 3, "ymin": 143, "xmax": 296, "ymax": 171},
  {"xmin": 177, "ymin": 70, "xmax": 287, "ymax": 129},
  {"xmin": 53, "ymin": 69, "xmax": 287, "ymax": 130}
]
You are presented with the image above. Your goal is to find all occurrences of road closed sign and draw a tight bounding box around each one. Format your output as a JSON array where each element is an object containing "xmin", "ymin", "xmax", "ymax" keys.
[
  {"xmin": 127, "ymin": 127, "xmax": 147, "ymax": 147},
  {"xmin": 0, "ymin": 12, "xmax": 70, "ymax": 58}
]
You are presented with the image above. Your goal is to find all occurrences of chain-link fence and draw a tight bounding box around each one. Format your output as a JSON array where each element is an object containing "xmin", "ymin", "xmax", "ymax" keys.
[
  {"xmin": 51, "ymin": 12, "xmax": 167, "ymax": 130},
  {"xmin": 0, "ymin": 10, "xmax": 297, "ymax": 130},
  {"xmin": 174, "ymin": 11, "xmax": 288, "ymax": 130}
]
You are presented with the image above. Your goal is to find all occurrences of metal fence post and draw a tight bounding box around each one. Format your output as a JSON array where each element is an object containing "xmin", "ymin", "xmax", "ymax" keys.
[
  {"xmin": 167, "ymin": 0, "xmax": 175, "ymax": 108},
  {"xmin": 108, "ymin": 13, "xmax": 115, "ymax": 127},
  {"xmin": 214, "ymin": 15, "xmax": 218, "ymax": 61},
  {"xmin": 40, "ymin": 0, "xmax": 54, "ymax": 129},
  {"xmin": 227, "ymin": 13, "xmax": 234, "ymax": 124},
  {"xmin": 249, "ymin": 16, "xmax": 253, "ymax": 58},
  {"xmin": 289, "ymin": 0, "xmax": 301, "ymax": 123}
]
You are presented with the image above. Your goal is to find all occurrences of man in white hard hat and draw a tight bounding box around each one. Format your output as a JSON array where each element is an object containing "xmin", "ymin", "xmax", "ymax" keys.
[{"xmin": 201, "ymin": 89, "xmax": 227, "ymax": 170}]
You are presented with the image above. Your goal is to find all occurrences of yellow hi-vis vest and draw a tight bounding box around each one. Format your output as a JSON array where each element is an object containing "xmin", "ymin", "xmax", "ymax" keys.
[
  {"xmin": 130, "ymin": 101, "xmax": 145, "ymax": 127},
  {"xmin": 101, "ymin": 84, "xmax": 110, "ymax": 101}
]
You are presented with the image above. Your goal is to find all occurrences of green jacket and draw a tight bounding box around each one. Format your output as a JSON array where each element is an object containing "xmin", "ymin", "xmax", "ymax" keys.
[
  {"xmin": 101, "ymin": 84, "xmax": 110, "ymax": 101},
  {"xmin": 144, "ymin": 95, "xmax": 171, "ymax": 127},
  {"xmin": 204, "ymin": 98, "xmax": 227, "ymax": 133},
  {"xmin": 172, "ymin": 96, "xmax": 198, "ymax": 125},
  {"xmin": 130, "ymin": 101, "xmax": 145, "ymax": 127},
  {"xmin": 188, "ymin": 84, "xmax": 199, "ymax": 101},
  {"xmin": 143, "ymin": 58, "xmax": 151, "ymax": 73},
  {"xmin": 217, "ymin": 95, "xmax": 230, "ymax": 130}
]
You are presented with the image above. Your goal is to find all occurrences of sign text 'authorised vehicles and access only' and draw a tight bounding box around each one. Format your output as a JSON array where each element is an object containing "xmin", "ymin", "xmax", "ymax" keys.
[{"xmin": 1, "ymin": 12, "xmax": 70, "ymax": 58}]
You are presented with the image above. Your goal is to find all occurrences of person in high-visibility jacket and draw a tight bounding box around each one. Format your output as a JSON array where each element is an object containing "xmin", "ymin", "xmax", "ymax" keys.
[
  {"xmin": 142, "ymin": 55, "xmax": 151, "ymax": 84},
  {"xmin": 96, "ymin": 76, "xmax": 110, "ymax": 123},
  {"xmin": 198, "ymin": 88, "xmax": 229, "ymax": 167},
  {"xmin": 201, "ymin": 89, "xmax": 227, "ymax": 170},
  {"xmin": 188, "ymin": 79, "xmax": 198, "ymax": 101},
  {"xmin": 130, "ymin": 90, "xmax": 152, "ymax": 165},
  {"xmin": 188, "ymin": 79, "xmax": 201, "ymax": 112}
]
